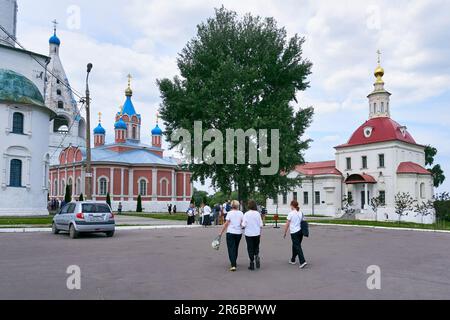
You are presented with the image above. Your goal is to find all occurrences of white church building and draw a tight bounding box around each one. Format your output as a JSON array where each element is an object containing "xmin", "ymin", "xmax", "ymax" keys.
[
  {"xmin": 268, "ymin": 61, "xmax": 435, "ymax": 224},
  {"xmin": 0, "ymin": 0, "xmax": 56, "ymax": 215}
]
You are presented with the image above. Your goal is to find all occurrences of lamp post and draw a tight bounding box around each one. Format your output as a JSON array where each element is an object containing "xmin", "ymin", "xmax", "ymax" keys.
[{"xmin": 85, "ymin": 63, "xmax": 93, "ymax": 200}]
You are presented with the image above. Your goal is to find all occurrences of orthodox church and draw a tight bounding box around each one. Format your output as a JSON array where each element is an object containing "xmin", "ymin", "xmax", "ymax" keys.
[
  {"xmin": 0, "ymin": 0, "xmax": 56, "ymax": 215},
  {"xmin": 268, "ymin": 58, "xmax": 435, "ymax": 224},
  {"xmin": 49, "ymin": 77, "xmax": 193, "ymax": 213}
]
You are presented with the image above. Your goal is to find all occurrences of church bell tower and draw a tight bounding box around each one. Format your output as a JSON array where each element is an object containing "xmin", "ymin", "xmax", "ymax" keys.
[
  {"xmin": 0, "ymin": 0, "xmax": 18, "ymax": 47},
  {"xmin": 367, "ymin": 50, "xmax": 391, "ymax": 119}
]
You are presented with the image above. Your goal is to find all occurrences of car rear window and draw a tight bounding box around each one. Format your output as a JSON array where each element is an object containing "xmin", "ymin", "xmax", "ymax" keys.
[{"xmin": 82, "ymin": 204, "xmax": 111, "ymax": 213}]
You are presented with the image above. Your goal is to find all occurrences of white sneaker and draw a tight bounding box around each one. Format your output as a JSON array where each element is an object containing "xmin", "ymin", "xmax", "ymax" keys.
[
  {"xmin": 289, "ymin": 260, "xmax": 296, "ymax": 265},
  {"xmin": 299, "ymin": 262, "xmax": 308, "ymax": 269}
]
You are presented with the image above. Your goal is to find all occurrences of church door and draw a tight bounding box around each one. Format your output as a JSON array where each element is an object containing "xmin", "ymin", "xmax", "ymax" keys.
[{"xmin": 361, "ymin": 191, "xmax": 370, "ymax": 209}]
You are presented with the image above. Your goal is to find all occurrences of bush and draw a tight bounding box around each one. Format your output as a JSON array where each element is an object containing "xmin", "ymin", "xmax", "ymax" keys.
[
  {"xmin": 136, "ymin": 195, "xmax": 143, "ymax": 212},
  {"xmin": 106, "ymin": 192, "xmax": 111, "ymax": 207},
  {"xmin": 64, "ymin": 185, "xmax": 72, "ymax": 204},
  {"xmin": 434, "ymin": 193, "xmax": 450, "ymax": 221},
  {"xmin": 78, "ymin": 193, "xmax": 84, "ymax": 201}
]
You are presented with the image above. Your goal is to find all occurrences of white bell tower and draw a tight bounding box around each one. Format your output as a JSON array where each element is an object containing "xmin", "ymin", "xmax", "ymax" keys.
[
  {"xmin": 0, "ymin": 0, "xmax": 18, "ymax": 47},
  {"xmin": 367, "ymin": 50, "xmax": 391, "ymax": 119}
]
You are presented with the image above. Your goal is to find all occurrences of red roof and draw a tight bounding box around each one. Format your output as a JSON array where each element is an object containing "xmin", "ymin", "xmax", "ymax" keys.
[
  {"xmin": 295, "ymin": 160, "xmax": 342, "ymax": 176},
  {"xmin": 335, "ymin": 117, "xmax": 418, "ymax": 149},
  {"xmin": 345, "ymin": 173, "xmax": 377, "ymax": 184},
  {"xmin": 397, "ymin": 162, "xmax": 431, "ymax": 175}
]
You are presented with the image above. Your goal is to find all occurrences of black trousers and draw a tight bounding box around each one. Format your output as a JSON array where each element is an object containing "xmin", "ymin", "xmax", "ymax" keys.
[
  {"xmin": 290, "ymin": 231, "xmax": 306, "ymax": 264},
  {"xmin": 226, "ymin": 233, "xmax": 242, "ymax": 268},
  {"xmin": 187, "ymin": 216, "xmax": 195, "ymax": 225},
  {"xmin": 245, "ymin": 235, "xmax": 260, "ymax": 262}
]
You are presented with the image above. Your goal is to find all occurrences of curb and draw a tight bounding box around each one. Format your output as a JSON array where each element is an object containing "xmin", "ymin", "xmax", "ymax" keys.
[
  {"xmin": 0, "ymin": 224, "xmax": 202, "ymax": 233},
  {"xmin": 308, "ymin": 222, "xmax": 450, "ymax": 234}
]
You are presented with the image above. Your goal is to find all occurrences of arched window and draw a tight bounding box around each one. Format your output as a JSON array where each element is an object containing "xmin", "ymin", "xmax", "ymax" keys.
[
  {"xmin": 139, "ymin": 179, "xmax": 147, "ymax": 196},
  {"xmin": 76, "ymin": 178, "xmax": 81, "ymax": 195},
  {"xmin": 12, "ymin": 112, "xmax": 24, "ymax": 134},
  {"xmin": 9, "ymin": 159, "xmax": 22, "ymax": 187},
  {"xmin": 54, "ymin": 180, "xmax": 58, "ymax": 196},
  {"xmin": 132, "ymin": 126, "xmax": 137, "ymax": 139},
  {"xmin": 99, "ymin": 178, "xmax": 108, "ymax": 196},
  {"xmin": 420, "ymin": 183, "xmax": 426, "ymax": 199},
  {"xmin": 67, "ymin": 178, "xmax": 73, "ymax": 196},
  {"xmin": 381, "ymin": 102, "xmax": 385, "ymax": 113},
  {"xmin": 58, "ymin": 101, "xmax": 64, "ymax": 109},
  {"xmin": 53, "ymin": 115, "xmax": 69, "ymax": 133},
  {"xmin": 160, "ymin": 178, "xmax": 169, "ymax": 196},
  {"xmin": 57, "ymin": 89, "xmax": 62, "ymax": 96},
  {"xmin": 61, "ymin": 180, "xmax": 65, "ymax": 196}
]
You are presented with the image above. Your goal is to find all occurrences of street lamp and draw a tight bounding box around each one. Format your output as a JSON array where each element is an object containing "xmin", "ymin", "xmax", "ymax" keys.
[{"xmin": 85, "ymin": 63, "xmax": 93, "ymax": 200}]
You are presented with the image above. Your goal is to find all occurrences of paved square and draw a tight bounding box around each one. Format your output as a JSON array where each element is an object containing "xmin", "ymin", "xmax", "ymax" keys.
[{"xmin": 0, "ymin": 225, "xmax": 449, "ymax": 299}]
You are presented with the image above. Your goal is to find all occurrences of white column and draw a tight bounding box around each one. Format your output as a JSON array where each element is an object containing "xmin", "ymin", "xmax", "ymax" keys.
[
  {"xmin": 152, "ymin": 168, "xmax": 157, "ymax": 201},
  {"xmin": 93, "ymin": 167, "xmax": 97, "ymax": 200},
  {"xmin": 172, "ymin": 170, "xmax": 176, "ymax": 201},
  {"xmin": 72, "ymin": 166, "xmax": 76, "ymax": 196},
  {"xmin": 81, "ymin": 167, "xmax": 85, "ymax": 195},
  {"xmin": 120, "ymin": 168, "xmax": 124, "ymax": 201},
  {"xmin": 183, "ymin": 172, "xmax": 186, "ymax": 200},
  {"xmin": 110, "ymin": 167, "xmax": 114, "ymax": 196},
  {"xmin": 364, "ymin": 183, "xmax": 368, "ymax": 209},
  {"xmin": 128, "ymin": 169, "xmax": 134, "ymax": 201}
]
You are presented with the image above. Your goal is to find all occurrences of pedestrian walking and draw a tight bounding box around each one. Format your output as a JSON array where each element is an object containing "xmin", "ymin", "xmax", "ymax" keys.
[
  {"xmin": 201, "ymin": 201, "xmax": 212, "ymax": 227},
  {"xmin": 168, "ymin": 203, "xmax": 172, "ymax": 215},
  {"xmin": 242, "ymin": 200, "xmax": 263, "ymax": 271},
  {"xmin": 283, "ymin": 200, "xmax": 308, "ymax": 269},
  {"xmin": 173, "ymin": 205, "xmax": 177, "ymax": 214},
  {"xmin": 186, "ymin": 203, "xmax": 195, "ymax": 225},
  {"xmin": 219, "ymin": 200, "xmax": 244, "ymax": 272},
  {"xmin": 261, "ymin": 206, "xmax": 267, "ymax": 226}
]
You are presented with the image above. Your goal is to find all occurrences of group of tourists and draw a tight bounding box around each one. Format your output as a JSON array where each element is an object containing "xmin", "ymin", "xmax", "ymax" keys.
[
  {"xmin": 218, "ymin": 199, "xmax": 307, "ymax": 272},
  {"xmin": 167, "ymin": 203, "xmax": 177, "ymax": 215}
]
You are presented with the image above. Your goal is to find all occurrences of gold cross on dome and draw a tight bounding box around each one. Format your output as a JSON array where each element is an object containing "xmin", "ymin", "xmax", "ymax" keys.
[
  {"xmin": 377, "ymin": 49, "xmax": 382, "ymax": 65},
  {"xmin": 98, "ymin": 112, "xmax": 102, "ymax": 122},
  {"xmin": 156, "ymin": 112, "xmax": 159, "ymax": 124},
  {"xmin": 127, "ymin": 74, "xmax": 132, "ymax": 87}
]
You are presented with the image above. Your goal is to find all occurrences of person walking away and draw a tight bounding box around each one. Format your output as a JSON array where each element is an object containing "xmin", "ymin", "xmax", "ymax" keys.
[
  {"xmin": 242, "ymin": 200, "xmax": 263, "ymax": 270},
  {"xmin": 168, "ymin": 203, "xmax": 172, "ymax": 215},
  {"xmin": 214, "ymin": 203, "xmax": 221, "ymax": 225},
  {"xmin": 118, "ymin": 202, "xmax": 123, "ymax": 214},
  {"xmin": 219, "ymin": 200, "xmax": 244, "ymax": 272},
  {"xmin": 261, "ymin": 206, "xmax": 267, "ymax": 226},
  {"xmin": 186, "ymin": 203, "xmax": 195, "ymax": 225},
  {"xmin": 201, "ymin": 201, "xmax": 212, "ymax": 227},
  {"xmin": 173, "ymin": 205, "xmax": 177, "ymax": 214},
  {"xmin": 283, "ymin": 200, "xmax": 308, "ymax": 269}
]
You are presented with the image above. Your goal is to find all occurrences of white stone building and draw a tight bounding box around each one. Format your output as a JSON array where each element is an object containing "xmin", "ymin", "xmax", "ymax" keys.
[
  {"xmin": 0, "ymin": 0, "xmax": 56, "ymax": 216},
  {"xmin": 45, "ymin": 25, "xmax": 86, "ymax": 165},
  {"xmin": 268, "ymin": 62, "xmax": 435, "ymax": 224}
]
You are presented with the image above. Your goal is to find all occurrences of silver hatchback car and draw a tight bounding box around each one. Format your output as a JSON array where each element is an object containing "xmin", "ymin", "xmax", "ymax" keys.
[{"xmin": 52, "ymin": 201, "xmax": 115, "ymax": 239}]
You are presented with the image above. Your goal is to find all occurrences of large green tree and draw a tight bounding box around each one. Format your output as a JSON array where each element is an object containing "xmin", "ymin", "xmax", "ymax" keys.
[
  {"xmin": 424, "ymin": 145, "xmax": 446, "ymax": 187},
  {"xmin": 158, "ymin": 7, "xmax": 314, "ymax": 205}
]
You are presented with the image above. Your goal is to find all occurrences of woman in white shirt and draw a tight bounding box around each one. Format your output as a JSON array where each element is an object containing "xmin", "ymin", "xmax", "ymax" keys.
[
  {"xmin": 219, "ymin": 200, "xmax": 244, "ymax": 272},
  {"xmin": 283, "ymin": 200, "xmax": 307, "ymax": 269},
  {"xmin": 242, "ymin": 200, "xmax": 264, "ymax": 271},
  {"xmin": 201, "ymin": 202, "xmax": 212, "ymax": 227}
]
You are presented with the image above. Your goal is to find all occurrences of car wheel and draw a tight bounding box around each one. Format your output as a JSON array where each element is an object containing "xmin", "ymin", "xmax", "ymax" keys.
[
  {"xmin": 69, "ymin": 224, "xmax": 78, "ymax": 239},
  {"xmin": 52, "ymin": 223, "xmax": 59, "ymax": 234},
  {"xmin": 105, "ymin": 231, "xmax": 115, "ymax": 238}
]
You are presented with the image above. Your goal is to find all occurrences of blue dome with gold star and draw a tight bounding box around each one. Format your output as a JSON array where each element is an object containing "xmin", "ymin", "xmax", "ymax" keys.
[
  {"xmin": 114, "ymin": 118, "xmax": 127, "ymax": 130},
  {"xmin": 151, "ymin": 124, "xmax": 162, "ymax": 136},
  {"xmin": 94, "ymin": 123, "xmax": 105, "ymax": 135},
  {"xmin": 49, "ymin": 31, "xmax": 60, "ymax": 45}
]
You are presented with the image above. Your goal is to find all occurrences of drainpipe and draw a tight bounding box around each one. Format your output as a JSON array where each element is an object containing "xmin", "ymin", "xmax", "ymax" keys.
[{"xmin": 311, "ymin": 176, "xmax": 315, "ymax": 216}]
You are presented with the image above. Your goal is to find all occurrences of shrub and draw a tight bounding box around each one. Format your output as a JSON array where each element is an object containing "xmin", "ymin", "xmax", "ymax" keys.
[{"xmin": 136, "ymin": 195, "xmax": 143, "ymax": 212}]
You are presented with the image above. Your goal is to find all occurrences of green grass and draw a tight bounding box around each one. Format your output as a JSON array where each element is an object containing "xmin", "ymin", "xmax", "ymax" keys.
[
  {"xmin": 118, "ymin": 213, "xmax": 187, "ymax": 221},
  {"xmin": 307, "ymin": 219, "xmax": 450, "ymax": 231},
  {"xmin": 0, "ymin": 216, "xmax": 53, "ymax": 226}
]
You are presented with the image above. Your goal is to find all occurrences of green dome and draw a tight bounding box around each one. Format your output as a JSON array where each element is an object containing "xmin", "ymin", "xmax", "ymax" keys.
[{"xmin": 0, "ymin": 69, "xmax": 45, "ymax": 107}]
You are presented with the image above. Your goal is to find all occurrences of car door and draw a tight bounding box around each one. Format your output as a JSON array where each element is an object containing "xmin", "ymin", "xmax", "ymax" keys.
[{"xmin": 58, "ymin": 204, "xmax": 71, "ymax": 231}]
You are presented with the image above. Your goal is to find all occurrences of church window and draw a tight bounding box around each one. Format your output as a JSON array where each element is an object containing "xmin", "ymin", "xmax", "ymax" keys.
[
  {"xmin": 362, "ymin": 156, "xmax": 368, "ymax": 169},
  {"xmin": 132, "ymin": 126, "xmax": 137, "ymax": 139},
  {"xmin": 9, "ymin": 159, "xmax": 22, "ymax": 187},
  {"xmin": 378, "ymin": 154, "xmax": 385, "ymax": 168},
  {"xmin": 381, "ymin": 102, "xmax": 385, "ymax": 113},
  {"xmin": 57, "ymin": 89, "xmax": 62, "ymax": 96},
  {"xmin": 303, "ymin": 192, "xmax": 309, "ymax": 205},
  {"xmin": 373, "ymin": 103, "xmax": 377, "ymax": 112},
  {"xmin": 293, "ymin": 192, "xmax": 298, "ymax": 202},
  {"xmin": 54, "ymin": 180, "xmax": 58, "ymax": 196},
  {"xmin": 58, "ymin": 101, "xmax": 64, "ymax": 109},
  {"xmin": 379, "ymin": 191, "xmax": 386, "ymax": 205},
  {"xmin": 315, "ymin": 191, "xmax": 321, "ymax": 205},
  {"xmin": 139, "ymin": 179, "xmax": 147, "ymax": 196},
  {"xmin": 282, "ymin": 192, "xmax": 287, "ymax": 205},
  {"xmin": 420, "ymin": 183, "xmax": 425, "ymax": 199},
  {"xmin": 99, "ymin": 178, "xmax": 108, "ymax": 196},
  {"xmin": 12, "ymin": 112, "xmax": 24, "ymax": 134},
  {"xmin": 160, "ymin": 179, "xmax": 169, "ymax": 196},
  {"xmin": 346, "ymin": 157, "xmax": 352, "ymax": 170}
]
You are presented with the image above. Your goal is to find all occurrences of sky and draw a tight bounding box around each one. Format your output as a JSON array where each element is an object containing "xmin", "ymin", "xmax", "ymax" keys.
[{"xmin": 15, "ymin": 0, "xmax": 450, "ymax": 194}]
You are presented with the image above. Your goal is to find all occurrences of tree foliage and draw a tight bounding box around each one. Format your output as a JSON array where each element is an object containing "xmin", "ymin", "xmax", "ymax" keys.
[
  {"xmin": 158, "ymin": 7, "xmax": 314, "ymax": 204},
  {"xmin": 394, "ymin": 192, "xmax": 415, "ymax": 222},
  {"xmin": 424, "ymin": 145, "xmax": 445, "ymax": 187},
  {"xmin": 64, "ymin": 185, "xmax": 72, "ymax": 204},
  {"xmin": 369, "ymin": 195, "xmax": 384, "ymax": 221},
  {"xmin": 78, "ymin": 193, "xmax": 84, "ymax": 201},
  {"xmin": 106, "ymin": 192, "xmax": 111, "ymax": 207}
]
